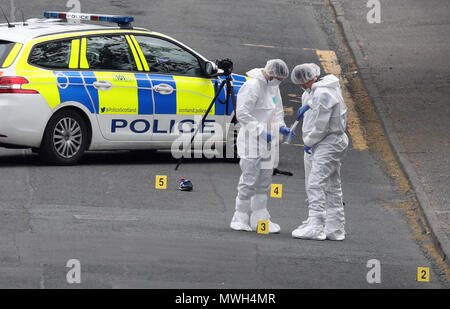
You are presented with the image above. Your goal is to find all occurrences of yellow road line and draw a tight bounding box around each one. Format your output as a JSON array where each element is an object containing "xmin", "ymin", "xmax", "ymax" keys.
[
  {"xmin": 284, "ymin": 107, "xmax": 294, "ymax": 115},
  {"xmin": 315, "ymin": 49, "xmax": 368, "ymax": 151}
]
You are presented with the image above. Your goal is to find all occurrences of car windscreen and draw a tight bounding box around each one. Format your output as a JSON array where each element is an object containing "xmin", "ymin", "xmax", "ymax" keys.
[{"xmin": 0, "ymin": 40, "xmax": 16, "ymax": 67}]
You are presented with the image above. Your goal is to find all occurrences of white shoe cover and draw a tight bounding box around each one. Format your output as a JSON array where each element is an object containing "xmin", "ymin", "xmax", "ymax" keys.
[
  {"xmin": 250, "ymin": 209, "xmax": 281, "ymax": 233},
  {"xmin": 325, "ymin": 229, "xmax": 345, "ymax": 241},
  {"xmin": 266, "ymin": 221, "xmax": 281, "ymax": 234},
  {"xmin": 292, "ymin": 218, "xmax": 326, "ymax": 240},
  {"xmin": 250, "ymin": 220, "xmax": 281, "ymax": 234},
  {"xmin": 230, "ymin": 211, "xmax": 252, "ymax": 232}
]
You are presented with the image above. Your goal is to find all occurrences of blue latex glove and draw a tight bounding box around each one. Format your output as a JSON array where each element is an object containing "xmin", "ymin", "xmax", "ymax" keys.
[
  {"xmin": 280, "ymin": 126, "xmax": 295, "ymax": 137},
  {"xmin": 297, "ymin": 105, "xmax": 310, "ymax": 120},
  {"xmin": 261, "ymin": 129, "xmax": 272, "ymax": 143},
  {"xmin": 304, "ymin": 145, "xmax": 312, "ymax": 154}
]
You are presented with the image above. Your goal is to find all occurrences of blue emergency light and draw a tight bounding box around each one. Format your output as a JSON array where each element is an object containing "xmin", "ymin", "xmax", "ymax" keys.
[{"xmin": 43, "ymin": 11, "xmax": 134, "ymax": 28}]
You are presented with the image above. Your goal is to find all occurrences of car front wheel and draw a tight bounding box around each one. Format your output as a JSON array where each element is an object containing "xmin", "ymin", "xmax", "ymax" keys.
[{"xmin": 39, "ymin": 110, "xmax": 88, "ymax": 165}]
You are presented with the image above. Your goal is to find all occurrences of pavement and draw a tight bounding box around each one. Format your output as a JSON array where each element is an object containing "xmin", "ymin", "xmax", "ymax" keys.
[
  {"xmin": 329, "ymin": 0, "xmax": 450, "ymax": 267},
  {"xmin": 0, "ymin": 0, "xmax": 448, "ymax": 289}
]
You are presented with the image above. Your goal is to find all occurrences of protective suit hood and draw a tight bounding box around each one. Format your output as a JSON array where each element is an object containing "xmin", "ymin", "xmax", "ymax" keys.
[
  {"xmin": 301, "ymin": 73, "xmax": 348, "ymax": 147},
  {"xmin": 312, "ymin": 74, "xmax": 340, "ymax": 90},
  {"xmin": 246, "ymin": 68, "xmax": 267, "ymax": 82}
]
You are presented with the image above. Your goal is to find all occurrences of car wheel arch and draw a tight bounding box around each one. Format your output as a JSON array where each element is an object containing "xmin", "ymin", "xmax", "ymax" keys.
[{"xmin": 41, "ymin": 104, "xmax": 93, "ymax": 150}]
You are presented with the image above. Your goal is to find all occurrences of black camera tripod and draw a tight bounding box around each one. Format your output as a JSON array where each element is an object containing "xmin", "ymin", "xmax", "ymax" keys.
[
  {"xmin": 174, "ymin": 60, "xmax": 293, "ymax": 176},
  {"xmin": 175, "ymin": 60, "xmax": 237, "ymax": 171}
]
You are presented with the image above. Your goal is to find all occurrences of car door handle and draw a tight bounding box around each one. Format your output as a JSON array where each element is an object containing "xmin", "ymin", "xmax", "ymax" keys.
[
  {"xmin": 153, "ymin": 83, "xmax": 174, "ymax": 95},
  {"xmin": 93, "ymin": 80, "xmax": 113, "ymax": 91}
]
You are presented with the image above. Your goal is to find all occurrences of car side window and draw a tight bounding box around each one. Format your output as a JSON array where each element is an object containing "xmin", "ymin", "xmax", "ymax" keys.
[
  {"xmin": 134, "ymin": 36, "xmax": 202, "ymax": 76},
  {"xmin": 85, "ymin": 36, "xmax": 137, "ymax": 71},
  {"xmin": 0, "ymin": 40, "xmax": 17, "ymax": 67},
  {"xmin": 29, "ymin": 40, "xmax": 72, "ymax": 69}
]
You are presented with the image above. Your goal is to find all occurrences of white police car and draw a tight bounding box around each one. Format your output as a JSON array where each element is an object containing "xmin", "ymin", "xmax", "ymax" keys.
[{"xmin": 0, "ymin": 12, "xmax": 246, "ymax": 165}]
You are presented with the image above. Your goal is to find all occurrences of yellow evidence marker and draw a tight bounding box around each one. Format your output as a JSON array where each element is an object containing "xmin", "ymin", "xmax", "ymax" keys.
[
  {"xmin": 257, "ymin": 220, "xmax": 270, "ymax": 235},
  {"xmin": 417, "ymin": 267, "xmax": 430, "ymax": 282},
  {"xmin": 155, "ymin": 175, "xmax": 167, "ymax": 189},
  {"xmin": 270, "ymin": 184, "xmax": 283, "ymax": 198}
]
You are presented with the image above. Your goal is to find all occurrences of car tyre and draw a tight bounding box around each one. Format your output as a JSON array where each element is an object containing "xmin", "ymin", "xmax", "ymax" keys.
[{"xmin": 39, "ymin": 110, "xmax": 88, "ymax": 165}]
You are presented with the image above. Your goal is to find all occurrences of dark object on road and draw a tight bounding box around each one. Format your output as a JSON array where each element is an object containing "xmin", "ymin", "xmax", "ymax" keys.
[
  {"xmin": 178, "ymin": 179, "xmax": 193, "ymax": 191},
  {"xmin": 273, "ymin": 168, "xmax": 293, "ymax": 176}
]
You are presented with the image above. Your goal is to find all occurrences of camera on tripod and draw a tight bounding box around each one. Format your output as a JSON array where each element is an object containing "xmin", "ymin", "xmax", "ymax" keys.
[
  {"xmin": 216, "ymin": 58, "xmax": 234, "ymax": 76},
  {"xmin": 204, "ymin": 58, "xmax": 234, "ymax": 77},
  {"xmin": 176, "ymin": 58, "xmax": 237, "ymax": 170}
]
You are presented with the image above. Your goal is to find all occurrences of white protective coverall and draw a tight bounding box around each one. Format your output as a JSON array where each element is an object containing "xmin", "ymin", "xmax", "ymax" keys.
[
  {"xmin": 231, "ymin": 68, "xmax": 286, "ymax": 233},
  {"xmin": 293, "ymin": 74, "xmax": 349, "ymax": 240}
]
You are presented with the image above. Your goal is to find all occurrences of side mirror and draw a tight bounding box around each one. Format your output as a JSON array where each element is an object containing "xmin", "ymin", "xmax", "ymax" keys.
[{"xmin": 205, "ymin": 61, "xmax": 218, "ymax": 76}]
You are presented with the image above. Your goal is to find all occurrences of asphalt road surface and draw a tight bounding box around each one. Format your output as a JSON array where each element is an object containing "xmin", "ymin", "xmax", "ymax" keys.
[{"xmin": 0, "ymin": 0, "xmax": 448, "ymax": 289}]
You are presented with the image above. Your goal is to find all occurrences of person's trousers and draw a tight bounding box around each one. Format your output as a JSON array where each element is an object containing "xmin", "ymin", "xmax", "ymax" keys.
[
  {"xmin": 236, "ymin": 157, "xmax": 273, "ymax": 221},
  {"xmin": 304, "ymin": 133, "xmax": 348, "ymax": 233}
]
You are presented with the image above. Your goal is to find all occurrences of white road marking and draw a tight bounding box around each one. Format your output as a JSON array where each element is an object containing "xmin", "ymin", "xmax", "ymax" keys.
[
  {"xmin": 74, "ymin": 214, "xmax": 138, "ymax": 221},
  {"xmin": 243, "ymin": 43, "xmax": 275, "ymax": 49}
]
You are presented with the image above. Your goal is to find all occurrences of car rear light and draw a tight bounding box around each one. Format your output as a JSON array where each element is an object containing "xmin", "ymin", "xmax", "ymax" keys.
[{"xmin": 0, "ymin": 76, "xmax": 39, "ymax": 94}]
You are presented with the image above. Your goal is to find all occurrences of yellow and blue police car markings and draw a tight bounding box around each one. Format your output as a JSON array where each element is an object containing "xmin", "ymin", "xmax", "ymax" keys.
[
  {"xmin": 212, "ymin": 79, "xmax": 227, "ymax": 116},
  {"xmin": 148, "ymin": 74, "xmax": 177, "ymax": 115},
  {"xmin": 231, "ymin": 73, "xmax": 247, "ymax": 83},
  {"xmin": 134, "ymin": 73, "xmax": 153, "ymax": 115},
  {"xmin": 55, "ymin": 72, "xmax": 70, "ymax": 90},
  {"xmin": 208, "ymin": 74, "xmax": 246, "ymax": 116},
  {"xmin": 226, "ymin": 75, "xmax": 245, "ymax": 116},
  {"xmin": 218, "ymin": 73, "xmax": 246, "ymax": 83},
  {"xmin": 209, "ymin": 74, "xmax": 245, "ymax": 116},
  {"xmin": 77, "ymin": 71, "xmax": 101, "ymax": 114},
  {"xmin": 52, "ymin": 69, "xmax": 246, "ymax": 135},
  {"xmin": 172, "ymin": 76, "xmax": 216, "ymax": 116},
  {"xmin": 230, "ymin": 74, "xmax": 246, "ymax": 85},
  {"xmin": 55, "ymin": 71, "xmax": 97, "ymax": 114},
  {"xmin": 93, "ymin": 72, "xmax": 139, "ymax": 115},
  {"xmin": 231, "ymin": 81, "xmax": 245, "ymax": 115}
]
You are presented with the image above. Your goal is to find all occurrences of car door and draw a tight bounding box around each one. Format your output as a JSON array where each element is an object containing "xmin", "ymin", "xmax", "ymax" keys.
[
  {"xmin": 80, "ymin": 35, "xmax": 153, "ymax": 142},
  {"xmin": 131, "ymin": 35, "xmax": 226, "ymax": 148},
  {"xmin": 20, "ymin": 38, "xmax": 93, "ymax": 112}
]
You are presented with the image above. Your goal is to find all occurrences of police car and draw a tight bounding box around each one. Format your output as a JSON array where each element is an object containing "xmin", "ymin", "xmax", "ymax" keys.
[{"xmin": 0, "ymin": 11, "xmax": 246, "ymax": 165}]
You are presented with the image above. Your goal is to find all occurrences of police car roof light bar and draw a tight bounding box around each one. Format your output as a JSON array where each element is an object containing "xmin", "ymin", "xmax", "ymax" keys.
[{"xmin": 43, "ymin": 11, "xmax": 134, "ymax": 29}]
